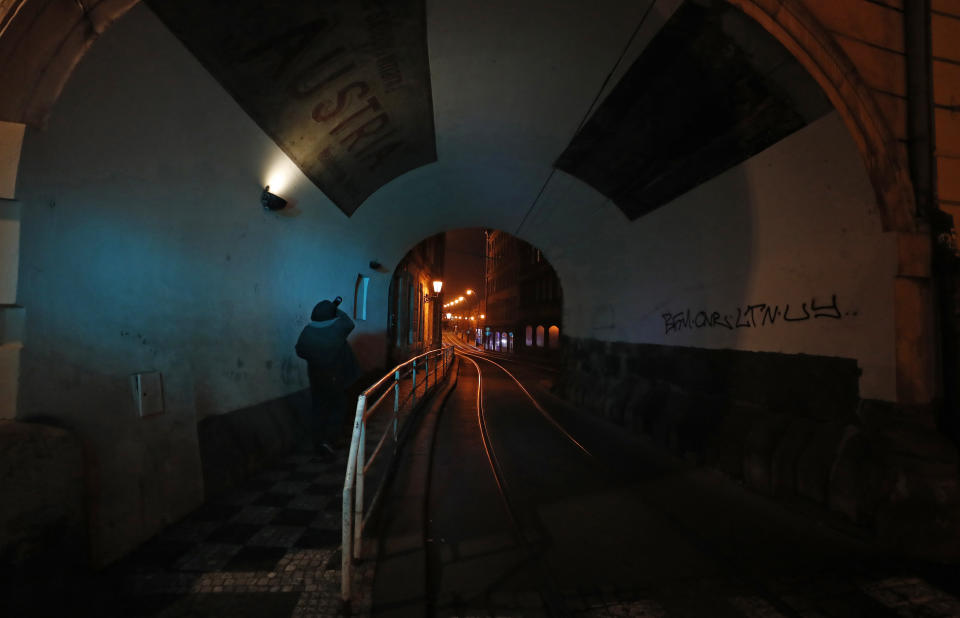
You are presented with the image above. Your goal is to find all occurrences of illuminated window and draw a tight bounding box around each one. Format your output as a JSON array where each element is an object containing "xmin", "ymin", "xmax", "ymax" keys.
[
  {"xmin": 536, "ymin": 325, "xmax": 545, "ymax": 347},
  {"xmin": 525, "ymin": 326, "xmax": 533, "ymax": 346},
  {"xmin": 548, "ymin": 325, "xmax": 560, "ymax": 349}
]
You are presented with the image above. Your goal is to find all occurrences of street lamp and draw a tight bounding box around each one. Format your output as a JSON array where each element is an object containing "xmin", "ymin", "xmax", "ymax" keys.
[{"xmin": 425, "ymin": 280, "xmax": 443, "ymax": 302}]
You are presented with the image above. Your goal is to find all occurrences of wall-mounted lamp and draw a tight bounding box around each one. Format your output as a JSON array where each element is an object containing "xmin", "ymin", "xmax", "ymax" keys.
[
  {"xmin": 261, "ymin": 185, "xmax": 287, "ymax": 211},
  {"xmin": 425, "ymin": 280, "xmax": 443, "ymax": 303}
]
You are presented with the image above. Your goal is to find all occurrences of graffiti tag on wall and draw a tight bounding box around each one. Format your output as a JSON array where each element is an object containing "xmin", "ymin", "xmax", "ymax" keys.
[{"xmin": 661, "ymin": 294, "xmax": 856, "ymax": 335}]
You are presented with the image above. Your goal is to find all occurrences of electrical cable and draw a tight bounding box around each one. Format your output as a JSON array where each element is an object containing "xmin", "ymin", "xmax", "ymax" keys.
[{"xmin": 514, "ymin": 0, "xmax": 659, "ymax": 236}]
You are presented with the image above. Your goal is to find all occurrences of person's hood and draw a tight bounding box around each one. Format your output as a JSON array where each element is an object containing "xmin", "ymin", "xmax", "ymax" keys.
[
  {"xmin": 311, "ymin": 300, "xmax": 337, "ymax": 321},
  {"xmin": 306, "ymin": 309, "xmax": 355, "ymax": 336}
]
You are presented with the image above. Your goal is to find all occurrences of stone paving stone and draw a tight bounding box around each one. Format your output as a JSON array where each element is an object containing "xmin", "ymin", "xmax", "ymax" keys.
[
  {"xmin": 288, "ymin": 493, "xmax": 329, "ymax": 510},
  {"xmin": 727, "ymin": 596, "xmax": 788, "ymax": 617},
  {"xmin": 247, "ymin": 525, "xmax": 306, "ymax": 548},
  {"xmin": 272, "ymin": 480, "xmax": 313, "ymax": 495},
  {"xmin": 221, "ymin": 546, "xmax": 288, "ymax": 572},
  {"xmin": 576, "ymin": 599, "xmax": 669, "ymax": 617},
  {"xmin": 230, "ymin": 504, "xmax": 281, "ymax": 525},
  {"xmin": 295, "ymin": 527, "xmax": 341, "ymax": 549},
  {"xmin": 174, "ymin": 543, "xmax": 242, "ymax": 572},
  {"xmin": 190, "ymin": 502, "xmax": 243, "ymax": 522},
  {"xmin": 253, "ymin": 492, "xmax": 296, "ymax": 507},
  {"xmin": 153, "ymin": 591, "xmax": 301, "ymax": 617},
  {"xmin": 272, "ymin": 507, "xmax": 318, "ymax": 526},
  {"xmin": 102, "ymin": 447, "xmax": 371, "ymax": 617},
  {"xmin": 215, "ymin": 488, "xmax": 265, "ymax": 506},
  {"xmin": 861, "ymin": 576, "xmax": 960, "ymax": 617},
  {"xmin": 253, "ymin": 469, "xmax": 294, "ymax": 483},
  {"xmin": 157, "ymin": 520, "xmax": 219, "ymax": 543},
  {"xmin": 305, "ymin": 481, "xmax": 343, "ymax": 495},
  {"xmin": 206, "ymin": 522, "xmax": 261, "ymax": 544}
]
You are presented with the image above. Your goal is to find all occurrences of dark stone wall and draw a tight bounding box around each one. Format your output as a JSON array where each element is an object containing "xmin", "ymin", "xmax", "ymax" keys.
[
  {"xmin": 197, "ymin": 390, "xmax": 313, "ymax": 500},
  {"xmin": 561, "ymin": 337, "xmax": 960, "ymax": 559},
  {"xmin": 0, "ymin": 420, "xmax": 86, "ymax": 572}
]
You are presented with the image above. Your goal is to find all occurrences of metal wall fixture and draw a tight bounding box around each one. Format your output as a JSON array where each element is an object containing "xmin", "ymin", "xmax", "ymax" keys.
[{"xmin": 260, "ymin": 185, "xmax": 287, "ymax": 210}]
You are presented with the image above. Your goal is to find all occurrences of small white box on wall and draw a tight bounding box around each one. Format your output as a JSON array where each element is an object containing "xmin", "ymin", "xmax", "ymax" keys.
[{"xmin": 355, "ymin": 274, "xmax": 370, "ymax": 321}]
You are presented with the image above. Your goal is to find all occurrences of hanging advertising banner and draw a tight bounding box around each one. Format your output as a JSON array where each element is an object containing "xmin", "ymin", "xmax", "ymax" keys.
[{"xmin": 146, "ymin": 0, "xmax": 437, "ymax": 216}]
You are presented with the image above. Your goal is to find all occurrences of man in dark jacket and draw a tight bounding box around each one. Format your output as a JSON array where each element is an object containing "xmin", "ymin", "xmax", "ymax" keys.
[{"xmin": 295, "ymin": 297, "xmax": 359, "ymax": 457}]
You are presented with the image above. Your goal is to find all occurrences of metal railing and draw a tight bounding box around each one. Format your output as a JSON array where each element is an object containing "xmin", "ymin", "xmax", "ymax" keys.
[{"xmin": 341, "ymin": 344, "xmax": 456, "ymax": 601}]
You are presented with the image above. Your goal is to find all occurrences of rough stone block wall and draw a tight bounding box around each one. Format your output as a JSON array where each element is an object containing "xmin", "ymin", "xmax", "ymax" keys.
[
  {"xmin": 561, "ymin": 336, "xmax": 960, "ymax": 560},
  {"xmin": 0, "ymin": 419, "xmax": 86, "ymax": 571},
  {"xmin": 197, "ymin": 390, "xmax": 311, "ymax": 500}
]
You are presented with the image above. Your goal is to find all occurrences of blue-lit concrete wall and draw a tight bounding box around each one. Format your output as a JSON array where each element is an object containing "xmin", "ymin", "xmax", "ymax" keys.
[{"xmin": 14, "ymin": 5, "xmax": 401, "ymax": 565}]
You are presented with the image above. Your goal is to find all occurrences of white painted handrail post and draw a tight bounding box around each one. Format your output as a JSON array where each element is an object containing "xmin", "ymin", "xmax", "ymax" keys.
[
  {"xmin": 393, "ymin": 370, "xmax": 400, "ymax": 441},
  {"xmin": 354, "ymin": 418, "xmax": 365, "ymax": 559},
  {"xmin": 412, "ymin": 359, "xmax": 417, "ymax": 406},
  {"xmin": 341, "ymin": 393, "xmax": 366, "ymax": 602}
]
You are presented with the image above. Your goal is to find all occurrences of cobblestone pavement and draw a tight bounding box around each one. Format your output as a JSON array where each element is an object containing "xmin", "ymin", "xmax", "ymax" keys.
[{"xmin": 101, "ymin": 451, "xmax": 375, "ymax": 617}]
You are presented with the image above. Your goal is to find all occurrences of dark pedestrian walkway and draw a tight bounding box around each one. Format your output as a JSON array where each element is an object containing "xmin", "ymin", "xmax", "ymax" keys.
[
  {"xmin": 10, "ymin": 449, "xmax": 374, "ymax": 618},
  {"xmin": 109, "ymin": 450, "xmax": 358, "ymax": 617}
]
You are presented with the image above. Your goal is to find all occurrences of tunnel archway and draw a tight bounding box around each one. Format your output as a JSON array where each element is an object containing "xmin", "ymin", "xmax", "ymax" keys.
[
  {"xmin": 394, "ymin": 228, "xmax": 564, "ymax": 360},
  {"xmin": 0, "ymin": 0, "xmax": 950, "ymax": 573},
  {"xmin": 0, "ymin": 0, "xmax": 917, "ymax": 231}
]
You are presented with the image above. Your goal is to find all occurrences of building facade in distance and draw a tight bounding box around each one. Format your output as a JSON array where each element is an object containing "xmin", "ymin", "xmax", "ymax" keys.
[
  {"xmin": 388, "ymin": 233, "xmax": 445, "ymax": 364},
  {"xmin": 484, "ymin": 230, "xmax": 562, "ymax": 355}
]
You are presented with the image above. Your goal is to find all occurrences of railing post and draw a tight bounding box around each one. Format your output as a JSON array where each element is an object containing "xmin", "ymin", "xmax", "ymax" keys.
[
  {"xmin": 393, "ymin": 370, "xmax": 400, "ymax": 441},
  {"xmin": 425, "ymin": 355, "xmax": 430, "ymax": 390},
  {"xmin": 342, "ymin": 393, "xmax": 367, "ymax": 602},
  {"xmin": 354, "ymin": 419, "xmax": 365, "ymax": 559},
  {"xmin": 412, "ymin": 359, "xmax": 417, "ymax": 406}
]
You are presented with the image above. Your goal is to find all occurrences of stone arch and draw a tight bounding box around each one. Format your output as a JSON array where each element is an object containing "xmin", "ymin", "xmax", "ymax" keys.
[
  {"xmin": 0, "ymin": 0, "xmax": 917, "ymax": 230},
  {"xmin": 724, "ymin": 0, "xmax": 933, "ymax": 405},
  {"xmin": 725, "ymin": 0, "xmax": 915, "ymax": 233}
]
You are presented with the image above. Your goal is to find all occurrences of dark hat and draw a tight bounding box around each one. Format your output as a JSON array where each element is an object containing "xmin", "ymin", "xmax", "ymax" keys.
[{"xmin": 311, "ymin": 300, "xmax": 337, "ymax": 321}]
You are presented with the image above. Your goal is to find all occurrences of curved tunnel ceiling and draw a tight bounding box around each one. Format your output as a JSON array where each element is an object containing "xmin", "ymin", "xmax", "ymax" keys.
[
  {"xmin": 138, "ymin": 0, "xmax": 829, "ymax": 220},
  {"xmin": 144, "ymin": 0, "xmax": 437, "ymax": 216},
  {"xmin": 556, "ymin": 0, "xmax": 832, "ymax": 220}
]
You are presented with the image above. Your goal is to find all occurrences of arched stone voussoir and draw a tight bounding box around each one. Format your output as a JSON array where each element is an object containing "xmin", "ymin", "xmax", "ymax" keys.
[
  {"xmin": 0, "ymin": 0, "xmax": 139, "ymax": 127},
  {"xmin": 726, "ymin": 0, "xmax": 918, "ymax": 235}
]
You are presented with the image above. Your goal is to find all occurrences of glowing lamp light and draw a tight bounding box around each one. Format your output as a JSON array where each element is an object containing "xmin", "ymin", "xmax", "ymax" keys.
[
  {"xmin": 458, "ymin": 296, "xmax": 464, "ymax": 301},
  {"xmin": 433, "ymin": 280, "xmax": 443, "ymax": 294},
  {"xmin": 466, "ymin": 289, "xmax": 474, "ymax": 295},
  {"xmin": 470, "ymin": 316, "xmax": 476, "ymax": 321},
  {"xmin": 480, "ymin": 314, "xmax": 485, "ymax": 319},
  {"xmin": 446, "ymin": 313, "xmax": 452, "ymax": 319}
]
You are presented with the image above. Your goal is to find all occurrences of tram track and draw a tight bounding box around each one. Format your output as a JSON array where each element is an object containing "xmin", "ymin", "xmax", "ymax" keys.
[
  {"xmin": 423, "ymin": 338, "xmax": 597, "ymax": 616},
  {"xmin": 422, "ymin": 337, "xmax": 810, "ymax": 618}
]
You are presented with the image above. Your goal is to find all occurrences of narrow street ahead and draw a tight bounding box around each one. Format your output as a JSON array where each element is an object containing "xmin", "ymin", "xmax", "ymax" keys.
[{"xmin": 410, "ymin": 336, "xmax": 960, "ymax": 617}]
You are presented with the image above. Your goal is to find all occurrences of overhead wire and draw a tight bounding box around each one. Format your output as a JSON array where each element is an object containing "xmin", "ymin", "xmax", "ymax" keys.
[{"xmin": 514, "ymin": 0, "xmax": 659, "ymax": 236}]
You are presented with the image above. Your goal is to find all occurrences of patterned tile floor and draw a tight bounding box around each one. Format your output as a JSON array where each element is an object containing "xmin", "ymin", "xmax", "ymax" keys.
[{"xmin": 103, "ymin": 450, "xmax": 374, "ymax": 617}]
